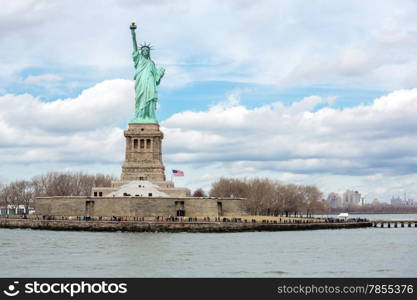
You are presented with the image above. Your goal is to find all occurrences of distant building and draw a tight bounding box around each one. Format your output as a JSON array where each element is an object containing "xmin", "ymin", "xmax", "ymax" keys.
[
  {"xmin": 326, "ymin": 192, "xmax": 342, "ymax": 208},
  {"xmin": 342, "ymin": 190, "xmax": 361, "ymax": 207},
  {"xmin": 371, "ymin": 198, "xmax": 380, "ymax": 205},
  {"xmin": 391, "ymin": 196, "xmax": 416, "ymax": 206},
  {"xmin": 390, "ymin": 197, "xmax": 402, "ymax": 206}
]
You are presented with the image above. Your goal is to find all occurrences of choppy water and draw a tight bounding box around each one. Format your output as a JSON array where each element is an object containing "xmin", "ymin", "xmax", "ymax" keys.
[{"xmin": 1, "ymin": 214, "xmax": 416, "ymax": 277}]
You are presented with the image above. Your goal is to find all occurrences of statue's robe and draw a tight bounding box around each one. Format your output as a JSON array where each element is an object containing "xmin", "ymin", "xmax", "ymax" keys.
[{"xmin": 132, "ymin": 50, "xmax": 164, "ymax": 123}]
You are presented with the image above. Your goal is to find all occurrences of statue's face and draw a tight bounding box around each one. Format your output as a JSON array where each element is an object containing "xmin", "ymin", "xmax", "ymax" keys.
[{"xmin": 141, "ymin": 47, "xmax": 150, "ymax": 57}]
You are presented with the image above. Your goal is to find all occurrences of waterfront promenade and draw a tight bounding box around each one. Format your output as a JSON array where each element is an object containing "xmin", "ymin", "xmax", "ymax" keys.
[{"xmin": 0, "ymin": 216, "xmax": 371, "ymax": 232}]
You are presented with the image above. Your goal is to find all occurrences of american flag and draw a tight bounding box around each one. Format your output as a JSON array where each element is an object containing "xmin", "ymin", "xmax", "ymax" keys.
[{"xmin": 172, "ymin": 169, "xmax": 184, "ymax": 176}]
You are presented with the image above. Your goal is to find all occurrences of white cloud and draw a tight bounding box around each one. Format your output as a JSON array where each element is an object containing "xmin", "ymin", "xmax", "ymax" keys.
[
  {"xmin": 160, "ymin": 88, "xmax": 417, "ymax": 199},
  {"xmin": 162, "ymin": 88, "xmax": 417, "ymax": 174},
  {"xmin": 0, "ymin": 79, "xmax": 133, "ymax": 133},
  {"xmin": 0, "ymin": 79, "xmax": 131, "ymax": 165},
  {"xmin": 2, "ymin": 0, "xmax": 417, "ymax": 92}
]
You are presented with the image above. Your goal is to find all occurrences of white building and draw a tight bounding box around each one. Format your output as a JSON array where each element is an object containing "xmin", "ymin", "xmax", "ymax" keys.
[
  {"xmin": 0, "ymin": 204, "xmax": 35, "ymax": 215},
  {"xmin": 342, "ymin": 190, "xmax": 361, "ymax": 207}
]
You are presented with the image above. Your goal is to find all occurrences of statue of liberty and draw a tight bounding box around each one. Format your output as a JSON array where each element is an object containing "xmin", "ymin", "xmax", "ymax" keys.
[{"xmin": 129, "ymin": 21, "xmax": 165, "ymax": 123}]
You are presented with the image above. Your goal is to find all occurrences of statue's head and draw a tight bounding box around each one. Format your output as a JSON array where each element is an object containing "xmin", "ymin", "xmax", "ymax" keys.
[{"xmin": 140, "ymin": 43, "xmax": 152, "ymax": 58}]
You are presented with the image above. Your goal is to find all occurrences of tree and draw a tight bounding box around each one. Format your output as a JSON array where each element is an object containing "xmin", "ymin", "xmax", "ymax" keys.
[
  {"xmin": 302, "ymin": 185, "xmax": 324, "ymax": 217},
  {"xmin": 0, "ymin": 183, "xmax": 11, "ymax": 207},
  {"xmin": 8, "ymin": 180, "xmax": 35, "ymax": 213},
  {"xmin": 0, "ymin": 171, "xmax": 117, "ymax": 214},
  {"xmin": 31, "ymin": 172, "xmax": 116, "ymax": 197},
  {"xmin": 246, "ymin": 178, "xmax": 276, "ymax": 215},
  {"xmin": 208, "ymin": 177, "xmax": 326, "ymax": 216},
  {"xmin": 209, "ymin": 178, "xmax": 248, "ymax": 198},
  {"xmin": 192, "ymin": 188, "xmax": 207, "ymax": 197}
]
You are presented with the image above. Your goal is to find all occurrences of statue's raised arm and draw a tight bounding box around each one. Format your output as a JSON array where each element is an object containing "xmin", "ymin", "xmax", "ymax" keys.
[{"xmin": 130, "ymin": 21, "xmax": 138, "ymax": 52}]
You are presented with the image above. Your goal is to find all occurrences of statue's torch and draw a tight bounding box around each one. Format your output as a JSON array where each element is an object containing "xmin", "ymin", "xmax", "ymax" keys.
[{"xmin": 130, "ymin": 21, "xmax": 137, "ymax": 31}]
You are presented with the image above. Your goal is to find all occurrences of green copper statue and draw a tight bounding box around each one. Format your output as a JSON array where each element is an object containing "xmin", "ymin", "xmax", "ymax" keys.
[{"xmin": 129, "ymin": 21, "xmax": 165, "ymax": 123}]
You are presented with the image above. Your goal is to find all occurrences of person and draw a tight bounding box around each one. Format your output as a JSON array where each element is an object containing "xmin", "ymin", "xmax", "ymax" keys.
[{"xmin": 130, "ymin": 22, "xmax": 165, "ymax": 123}]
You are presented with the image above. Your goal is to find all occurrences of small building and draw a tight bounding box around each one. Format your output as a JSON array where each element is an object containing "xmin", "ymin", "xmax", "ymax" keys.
[{"xmin": 0, "ymin": 204, "xmax": 35, "ymax": 215}]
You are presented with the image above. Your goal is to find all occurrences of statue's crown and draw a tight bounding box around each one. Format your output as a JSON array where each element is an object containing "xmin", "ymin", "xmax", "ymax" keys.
[{"xmin": 140, "ymin": 42, "xmax": 153, "ymax": 50}]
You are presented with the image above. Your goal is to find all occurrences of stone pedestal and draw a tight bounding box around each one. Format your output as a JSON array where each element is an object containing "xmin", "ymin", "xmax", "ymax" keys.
[{"xmin": 121, "ymin": 123, "xmax": 166, "ymax": 181}]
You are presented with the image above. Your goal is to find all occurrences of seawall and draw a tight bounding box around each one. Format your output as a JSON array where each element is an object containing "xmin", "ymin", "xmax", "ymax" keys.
[{"xmin": 0, "ymin": 218, "xmax": 372, "ymax": 233}]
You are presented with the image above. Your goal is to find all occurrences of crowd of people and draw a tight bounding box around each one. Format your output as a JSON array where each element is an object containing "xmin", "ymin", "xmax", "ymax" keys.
[
  {"xmin": 1, "ymin": 214, "xmax": 369, "ymax": 224},
  {"xmin": 323, "ymin": 217, "xmax": 369, "ymax": 223}
]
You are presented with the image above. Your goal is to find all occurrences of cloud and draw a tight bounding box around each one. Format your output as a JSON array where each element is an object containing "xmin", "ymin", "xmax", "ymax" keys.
[
  {"xmin": 2, "ymin": 0, "xmax": 417, "ymax": 95},
  {"xmin": 0, "ymin": 79, "xmax": 132, "ymax": 165},
  {"xmin": 162, "ymin": 88, "xmax": 417, "ymax": 178},
  {"xmin": 0, "ymin": 79, "xmax": 133, "ymax": 133}
]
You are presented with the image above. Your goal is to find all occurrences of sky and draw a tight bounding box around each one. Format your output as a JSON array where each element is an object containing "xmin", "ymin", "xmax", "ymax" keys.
[{"xmin": 1, "ymin": 0, "xmax": 417, "ymax": 202}]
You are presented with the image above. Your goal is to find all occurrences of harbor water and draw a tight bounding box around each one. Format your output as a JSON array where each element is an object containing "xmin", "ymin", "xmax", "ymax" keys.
[{"xmin": 1, "ymin": 214, "xmax": 416, "ymax": 277}]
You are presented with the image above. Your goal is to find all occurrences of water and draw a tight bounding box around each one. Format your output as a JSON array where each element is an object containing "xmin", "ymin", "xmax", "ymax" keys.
[{"xmin": 1, "ymin": 214, "xmax": 416, "ymax": 277}]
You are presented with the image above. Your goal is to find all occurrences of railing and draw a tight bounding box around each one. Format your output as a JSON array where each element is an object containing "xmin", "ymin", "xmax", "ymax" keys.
[{"xmin": 372, "ymin": 220, "xmax": 417, "ymax": 228}]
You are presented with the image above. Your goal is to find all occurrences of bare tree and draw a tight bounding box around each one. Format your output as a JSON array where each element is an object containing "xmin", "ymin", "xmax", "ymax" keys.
[
  {"xmin": 0, "ymin": 183, "xmax": 11, "ymax": 207},
  {"xmin": 9, "ymin": 180, "xmax": 35, "ymax": 213},
  {"xmin": 301, "ymin": 185, "xmax": 323, "ymax": 217},
  {"xmin": 209, "ymin": 177, "xmax": 327, "ymax": 216},
  {"xmin": 192, "ymin": 188, "xmax": 207, "ymax": 197},
  {"xmin": 0, "ymin": 172, "xmax": 117, "ymax": 214},
  {"xmin": 246, "ymin": 178, "xmax": 276, "ymax": 215},
  {"xmin": 31, "ymin": 172, "xmax": 116, "ymax": 197}
]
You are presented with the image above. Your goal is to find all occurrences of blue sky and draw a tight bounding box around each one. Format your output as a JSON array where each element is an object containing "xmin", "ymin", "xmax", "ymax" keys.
[{"xmin": 1, "ymin": 0, "xmax": 417, "ymax": 202}]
